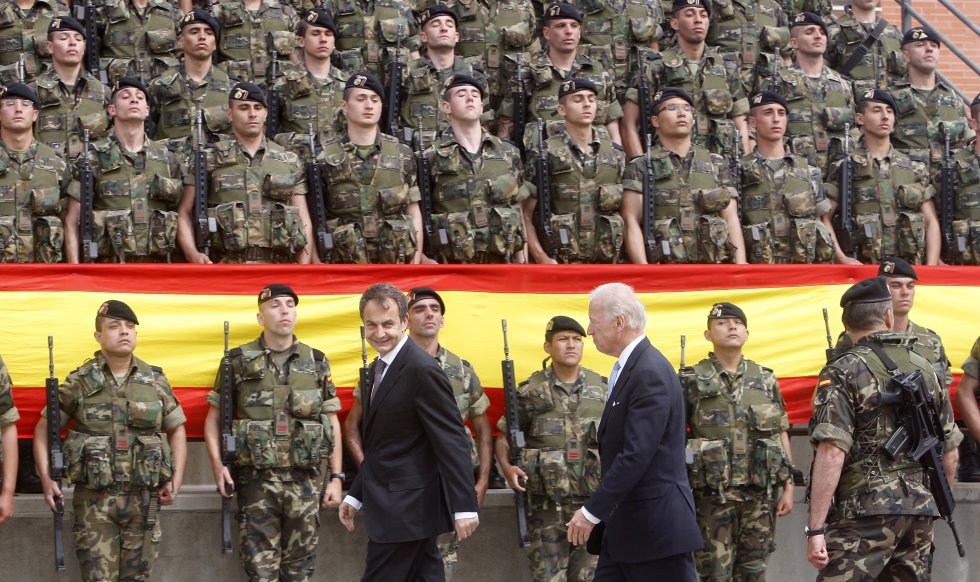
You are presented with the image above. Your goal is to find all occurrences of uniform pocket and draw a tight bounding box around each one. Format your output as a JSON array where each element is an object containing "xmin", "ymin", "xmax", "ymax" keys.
[
  {"xmin": 245, "ymin": 420, "xmax": 277, "ymax": 469},
  {"xmin": 127, "ymin": 400, "xmax": 163, "ymax": 430},
  {"xmin": 83, "ymin": 435, "xmax": 113, "ymax": 491},
  {"xmin": 290, "ymin": 420, "xmax": 324, "ymax": 468},
  {"xmin": 133, "ymin": 434, "xmax": 164, "ymax": 488},
  {"xmin": 288, "ymin": 388, "xmax": 322, "ymax": 419}
]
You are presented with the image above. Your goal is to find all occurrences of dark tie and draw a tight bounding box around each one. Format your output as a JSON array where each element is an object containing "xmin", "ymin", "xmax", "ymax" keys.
[{"xmin": 370, "ymin": 360, "xmax": 387, "ymax": 402}]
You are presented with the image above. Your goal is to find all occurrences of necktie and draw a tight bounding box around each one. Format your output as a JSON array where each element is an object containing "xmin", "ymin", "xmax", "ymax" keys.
[
  {"xmin": 370, "ymin": 360, "xmax": 387, "ymax": 402},
  {"xmin": 608, "ymin": 361, "xmax": 621, "ymax": 399}
]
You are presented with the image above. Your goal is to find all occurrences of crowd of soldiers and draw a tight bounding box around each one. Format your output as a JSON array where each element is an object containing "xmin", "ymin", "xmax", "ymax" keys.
[{"xmin": 0, "ymin": 0, "xmax": 974, "ymax": 265}]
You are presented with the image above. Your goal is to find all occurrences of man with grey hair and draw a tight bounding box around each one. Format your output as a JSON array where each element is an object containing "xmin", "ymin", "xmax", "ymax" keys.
[{"xmin": 566, "ymin": 282, "xmax": 702, "ymax": 580}]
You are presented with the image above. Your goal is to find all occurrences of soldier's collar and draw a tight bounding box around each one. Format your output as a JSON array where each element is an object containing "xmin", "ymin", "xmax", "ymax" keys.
[
  {"xmin": 96, "ymin": 350, "xmax": 140, "ymax": 374},
  {"xmin": 257, "ymin": 334, "xmax": 299, "ymax": 357},
  {"xmin": 340, "ymin": 131, "xmax": 383, "ymax": 150}
]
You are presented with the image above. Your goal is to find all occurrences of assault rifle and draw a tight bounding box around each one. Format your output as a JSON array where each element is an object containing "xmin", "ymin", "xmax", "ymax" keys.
[
  {"xmin": 766, "ymin": 47, "xmax": 781, "ymax": 93},
  {"xmin": 384, "ymin": 23, "xmax": 404, "ymax": 138},
  {"xmin": 266, "ymin": 36, "xmax": 281, "ymax": 138},
  {"xmin": 637, "ymin": 52, "xmax": 652, "ymax": 152},
  {"xmin": 822, "ymin": 307, "xmax": 837, "ymax": 362},
  {"xmin": 834, "ymin": 123, "xmax": 855, "ymax": 258},
  {"xmin": 939, "ymin": 123, "xmax": 959, "ymax": 263},
  {"xmin": 219, "ymin": 322, "xmax": 236, "ymax": 554},
  {"xmin": 79, "ymin": 129, "xmax": 97, "ymax": 262},
  {"xmin": 641, "ymin": 133, "xmax": 664, "ymax": 262},
  {"xmin": 415, "ymin": 117, "xmax": 445, "ymax": 260},
  {"xmin": 678, "ymin": 334, "xmax": 695, "ymax": 452},
  {"xmin": 76, "ymin": 0, "xmax": 100, "ymax": 78},
  {"xmin": 535, "ymin": 119, "xmax": 559, "ymax": 261},
  {"xmin": 46, "ymin": 336, "xmax": 65, "ymax": 571},
  {"xmin": 306, "ymin": 123, "xmax": 333, "ymax": 261},
  {"xmin": 732, "ymin": 128, "xmax": 742, "ymax": 218},
  {"xmin": 194, "ymin": 111, "xmax": 215, "ymax": 257},
  {"xmin": 501, "ymin": 320, "xmax": 530, "ymax": 548},
  {"xmin": 512, "ymin": 53, "xmax": 528, "ymax": 158}
]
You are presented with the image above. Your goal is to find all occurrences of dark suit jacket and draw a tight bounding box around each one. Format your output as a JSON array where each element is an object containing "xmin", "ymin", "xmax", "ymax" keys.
[
  {"xmin": 350, "ymin": 338, "xmax": 477, "ymax": 544},
  {"xmin": 585, "ymin": 337, "xmax": 703, "ymax": 563}
]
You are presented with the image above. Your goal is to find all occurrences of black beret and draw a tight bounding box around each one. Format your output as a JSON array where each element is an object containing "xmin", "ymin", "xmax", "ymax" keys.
[
  {"xmin": 902, "ymin": 27, "xmax": 940, "ymax": 47},
  {"xmin": 545, "ymin": 315, "xmax": 586, "ymax": 339},
  {"xmin": 0, "ymin": 83, "xmax": 38, "ymax": 107},
  {"xmin": 112, "ymin": 77, "xmax": 149, "ymax": 100},
  {"xmin": 303, "ymin": 9, "xmax": 338, "ymax": 36},
  {"xmin": 543, "ymin": 3, "xmax": 582, "ymax": 23},
  {"xmin": 652, "ymin": 87, "xmax": 694, "ymax": 111},
  {"xmin": 180, "ymin": 9, "xmax": 221, "ymax": 41},
  {"xmin": 878, "ymin": 257, "xmax": 918, "ymax": 280},
  {"xmin": 858, "ymin": 88, "xmax": 897, "ymax": 112},
  {"xmin": 258, "ymin": 283, "xmax": 299, "ymax": 306},
  {"xmin": 48, "ymin": 15, "xmax": 86, "ymax": 38},
  {"xmin": 790, "ymin": 12, "xmax": 828, "ymax": 35},
  {"xmin": 345, "ymin": 72, "xmax": 384, "ymax": 99},
  {"xmin": 749, "ymin": 90, "xmax": 788, "ymax": 112},
  {"xmin": 229, "ymin": 81, "xmax": 267, "ymax": 107},
  {"xmin": 840, "ymin": 277, "xmax": 891, "ymax": 308},
  {"xmin": 443, "ymin": 74, "xmax": 485, "ymax": 99},
  {"xmin": 672, "ymin": 0, "xmax": 710, "ymax": 16},
  {"xmin": 558, "ymin": 77, "xmax": 598, "ymax": 99},
  {"xmin": 419, "ymin": 4, "xmax": 458, "ymax": 26},
  {"xmin": 708, "ymin": 302, "xmax": 747, "ymax": 326},
  {"xmin": 407, "ymin": 287, "xmax": 446, "ymax": 314},
  {"xmin": 96, "ymin": 300, "xmax": 139, "ymax": 328}
]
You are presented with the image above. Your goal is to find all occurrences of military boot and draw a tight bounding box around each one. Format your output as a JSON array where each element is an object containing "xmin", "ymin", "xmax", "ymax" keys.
[{"xmin": 958, "ymin": 433, "xmax": 980, "ymax": 483}]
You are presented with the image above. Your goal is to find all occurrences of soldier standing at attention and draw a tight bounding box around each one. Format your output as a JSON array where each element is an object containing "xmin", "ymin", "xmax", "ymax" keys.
[
  {"xmin": 66, "ymin": 78, "xmax": 183, "ymax": 263},
  {"xmin": 0, "ymin": 0, "xmax": 67, "ymax": 84},
  {"xmin": 92, "ymin": 0, "xmax": 181, "ymax": 85},
  {"xmin": 740, "ymin": 90, "xmax": 835, "ymax": 264},
  {"xmin": 622, "ymin": 88, "xmax": 746, "ymax": 264},
  {"xmin": 705, "ymin": 0, "xmax": 789, "ymax": 95},
  {"xmin": 212, "ymin": 0, "xmax": 298, "ymax": 86},
  {"xmin": 827, "ymin": 0, "xmax": 905, "ymax": 99},
  {"xmin": 522, "ymin": 78, "xmax": 626, "ymax": 264},
  {"xmin": 496, "ymin": 316, "xmax": 607, "ymax": 582},
  {"xmin": 684, "ymin": 302, "xmax": 794, "ymax": 581},
  {"xmin": 954, "ymin": 337, "xmax": 980, "ymax": 482},
  {"xmin": 321, "ymin": 0, "xmax": 419, "ymax": 85},
  {"xmin": 807, "ymin": 277, "xmax": 960, "ymax": 579},
  {"xmin": 33, "ymin": 300, "xmax": 188, "ymax": 581},
  {"xmin": 0, "ymin": 355, "xmax": 18, "ymax": 524},
  {"xmin": 317, "ymin": 72, "xmax": 423, "ymax": 264},
  {"xmin": 177, "ymin": 82, "xmax": 314, "ymax": 264},
  {"xmin": 0, "ymin": 83, "xmax": 73, "ymax": 263}
]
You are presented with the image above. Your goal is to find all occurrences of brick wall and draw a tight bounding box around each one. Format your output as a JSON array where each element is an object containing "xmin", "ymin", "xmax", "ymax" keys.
[{"xmin": 878, "ymin": 0, "xmax": 980, "ymax": 98}]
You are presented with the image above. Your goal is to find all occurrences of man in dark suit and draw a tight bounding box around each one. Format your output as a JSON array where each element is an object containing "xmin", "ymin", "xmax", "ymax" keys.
[
  {"xmin": 567, "ymin": 282, "xmax": 703, "ymax": 580},
  {"xmin": 339, "ymin": 283, "xmax": 479, "ymax": 581}
]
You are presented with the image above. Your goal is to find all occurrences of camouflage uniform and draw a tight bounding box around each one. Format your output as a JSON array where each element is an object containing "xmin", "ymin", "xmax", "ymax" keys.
[
  {"xmin": 827, "ymin": 8, "xmax": 905, "ymax": 99},
  {"xmin": 496, "ymin": 366, "xmax": 607, "ymax": 582},
  {"xmin": 775, "ymin": 64, "xmax": 854, "ymax": 178},
  {"xmin": 809, "ymin": 332, "xmax": 962, "ymax": 581},
  {"xmin": 272, "ymin": 63, "xmax": 349, "ymax": 153},
  {"xmin": 683, "ymin": 355, "xmax": 791, "ymax": 582},
  {"xmin": 75, "ymin": 134, "xmax": 183, "ymax": 262},
  {"xmin": 95, "ymin": 0, "xmax": 180, "ymax": 86},
  {"xmin": 0, "ymin": 0, "xmax": 67, "ymax": 84},
  {"xmin": 427, "ymin": 127, "xmax": 529, "ymax": 263},
  {"xmin": 778, "ymin": 0, "xmax": 831, "ymax": 20},
  {"xmin": 524, "ymin": 124, "xmax": 626, "ymax": 262},
  {"xmin": 399, "ymin": 55, "xmax": 488, "ymax": 145},
  {"xmin": 626, "ymin": 45, "xmax": 749, "ymax": 155},
  {"xmin": 0, "ymin": 356, "xmax": 18, "ymax": 477},
  {"xmin": 30, "ymin": 66, "xmax": 110, "ymax": 160},
  {"xmin": 740, "ymin": 147, "xmax": 833, "ymax": 263},
  {"xmin": 44, "ymin": 351, "xmax": 185, "ymax": 582},
  {"xmin": 824, "ymin": 140, "xmax": 935, "ymax": 265},
  {"xmin": 206, "ymin": 335, "xmax": 339, "ymax": 582},
  {"xmin": 835, "ymin": 320, "xmax": 953, "ymax": 394},
  {"xmin": 321, "ymin": 0, "xmax": 418, "ymax": 85},
  {"xmin": 965, "ymin": 337, "xmax": 980, "ymax": 381},
  {"xmin": 706, "ymin": 0, "xmax": 789, "ymax": 95},
  {"xmin": 184, "ymin": 137, "xmax": 308, "ymax": 263},
  {"xmin": 148, "ymin": 64, "xmax": 234, "ymax": 147},
  {"xmin": 947, "ymin": 141, "xmax": 980, "ymax": 265},
  {"xmin": 0, "ymin": 139, "xmax": 72, "ymax": 262},
  {"xmin": 212, "ymin": 0, "xmax": 299, "ymax": 86},
  {"xmin": 623, "ymin": 143, "xmax": 738, "ymax": 263},
  {"xmin": 316, "ymin": 131, "xmax": 419, "ymax": 263}
]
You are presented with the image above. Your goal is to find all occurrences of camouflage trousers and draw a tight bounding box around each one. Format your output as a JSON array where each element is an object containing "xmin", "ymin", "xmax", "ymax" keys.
[
  {"xmin": 693, "ymin": 490, "xmax": 775, "ymax": 582},
  {"xmin": 236, "ymin": 468, "xmax": 321, "ymax": 582},
  {"xmin": 437, "ymin": 531, "xmax": 459, "ymax": 581},
  {"xmin": 818, "ymin": 514, "xmax": 934, "ymax": 582},
  {"xmin": 72, "ymin": 485, "xmax": 161, "ymax": 582},
  {"xmin": 527, "ymin": 497, "xmax": 597, "ymax": 582}
]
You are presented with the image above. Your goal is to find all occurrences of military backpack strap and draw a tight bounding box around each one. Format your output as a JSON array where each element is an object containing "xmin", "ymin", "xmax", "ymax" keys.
[
  {"xmin": 838, "ymin": 19, "xmax": 888, "ymax": 79},
  {"xmin": 858, "ymin": 336, "xmax": 901, "ymax": 376}
]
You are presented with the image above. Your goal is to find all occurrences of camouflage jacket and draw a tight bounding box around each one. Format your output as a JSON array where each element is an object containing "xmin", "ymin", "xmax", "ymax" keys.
[
  {"xmin": 149, "ymin": 64, "xmax": 234, "ymax": 144},
  {"xmin": 964, "ymin": 336, "xmax": 979, "ymax": 381},
  {"xmin": 888, "ymin": 76, "xmax": 972, "ymax": 168},
  {"xmin": 0, "ymin": 0, "xmax": 66, "ymax": 83},
  {"xmin": 321, "ymin": 0, "xmax": 419, "ymax": 84},
  {"xmin": 0, "ymin": 355, "xmax": 18, "ymax": 436},
  {"xmin": 777, "ymin": 64, "xmax": 854, "ymax": 177},
  {"xmin": 706, "ymin": 0, "xmax": 788, "ymax": 94},
  {"xmin": 948, "ymin": 143, "xmax": 980, "ymax": 264},
  {"xmin": 0, "ymin": 139, "xmax": 71, "ymax": 262},
  {"xmin": 275, "ymin": 62, "xmax": 349, "ymax": 142},
  {"xmin": 95, "ymin": 0, "xmax": 180, "ymax": 85},
  {"xmin": 779, "ymin": 0, "xmax": 832, "ymax": 20},
  {"xmin": 827, "ymin": 9, "xmax": 905, "ymax": 98},
  {"xmin": 213, "ymin": 0, "xmax": 298, "ymax": 86},
  {"xmin": 31, "ymin": 67, "xmax": 110, "ymax": 160},
  {"xmin": 399, "ymin": 54, "xmax": 488, "ymax": 139},
  {"xmin": 835, "ymin": 321, "xmax": 953, "ymax": 391}
]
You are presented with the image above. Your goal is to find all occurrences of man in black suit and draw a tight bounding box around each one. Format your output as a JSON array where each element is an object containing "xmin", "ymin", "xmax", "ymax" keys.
[
  {"xmin": 567, "ymin": 282, "xmax": 703, "ymax": 580},
  {"xmin": 339, "ymin": 283, "xmax": 479, "ymax": 581}
]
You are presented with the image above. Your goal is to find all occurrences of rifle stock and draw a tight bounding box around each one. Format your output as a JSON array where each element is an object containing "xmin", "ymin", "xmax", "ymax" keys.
[
  {"xmin": 194, "ymin": 111, "xmax": 215, "ymax": 256},
  {"xmin": 501, "ymin": 320, "xmax": 530, "ymax": 548},
  {"xmin": 46, "ymin": 336, "xmax": 65, "ymax": 571},
  {"xmin": 219, "ymin": 322, "xmax": 236, "ymax": 554},
  {"xmin": 305, "ymin": 123, "xmax": 333, "ymax": 261},
  {"xmin": 834, "ymin": 123, "xmax": 855, "ymax": 257}
]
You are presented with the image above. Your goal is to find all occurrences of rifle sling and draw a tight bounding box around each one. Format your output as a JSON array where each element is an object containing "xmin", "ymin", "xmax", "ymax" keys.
[{"xmin": 839, "ymin": 19, "xmax": 888, "ymax": 79}]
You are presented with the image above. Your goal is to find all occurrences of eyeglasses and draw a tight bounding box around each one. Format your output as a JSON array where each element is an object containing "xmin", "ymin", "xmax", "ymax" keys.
[{"xmin": 658, "ymin": 104, "xmax": 694, "ymax": 114}]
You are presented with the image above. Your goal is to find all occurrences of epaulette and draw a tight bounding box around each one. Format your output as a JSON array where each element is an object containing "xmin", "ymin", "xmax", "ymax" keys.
[
  {"xmin": 461, "ymin": 359, "xmax": 472, "ymax": 368},
  {"xmin": 312, "ymin": 348, "xmax": 325, "ymax": 363},
  {"xmin": 150, "ymin": 365, "xmax": 164, "ymax": 374}
]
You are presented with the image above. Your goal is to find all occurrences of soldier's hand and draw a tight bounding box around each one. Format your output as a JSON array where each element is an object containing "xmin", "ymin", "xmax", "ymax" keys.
[
  {"xmin": 215, "ymin": 467, "xmax": 235, "ymax": 497},
  {"xmin": 338, "ymin": 501, "xmax": 357, "ymax": 532},
  {"xmin": 0, "ymin": 491, "xmax": 14, "ymax": 524},
  {"xmin": 419, "ymin": 255, "xmax": 439, "ymax": 265},
  {"xmin": 502, "ymin": 465, "xmax": 527, "ymax": 493},
  {"xmin": 189, "ymin": 251, "xmax": 213, "ymax": 264},
  {"xmin": 776, "ymin": 483, "xmax": 793, "ymax": 516},
  {"xmin": 475, "ymin": 479, "xmax": 489, "ymax": 507},
  {"xmin": 42, "ymin": 479, "xmax": 63, "ymax": 513},
  {"xmin": 837, "ymin": 256, "xmax": 863, "ymax": 266},
  {"xmin": 566, "ymin": 509, "xmax": 595, "ymax": 546},
  {"xmin": 807, "ymin": 535, "xmax": 829, "ymax": 570},
  {"xmin": 158, "ymin": 482, "xmax": 178, "ymax": 506},
  {"xmin": 322, "ymin": 479, "xmax": 343, "ymax": 508},
  {"xmin": 454, "ymin": 516, "xmax": 479, "ymax": 541}
]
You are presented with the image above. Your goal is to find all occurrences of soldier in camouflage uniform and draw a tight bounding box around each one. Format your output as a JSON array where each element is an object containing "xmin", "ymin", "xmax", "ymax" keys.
[
  {"xmin": 212, "ymin": 0, "xmax": 298, "ymax": 86},
  {"xmin": 0, "ymin": 83, "xmax": 72, "ymax": 263},
  {"xmin": 149, "ymin": 10, "xmax": 232, "ymax": 149},
  {"xmin": 205, "ymin": 284, "xmax": 343, "ymax": 582},
  {"xmin": 827, "ymin": 0, "xmax": 905, "ymax": 100},
  {"xmin": 32, "ymin": 15, "xmax": 110, "ymax": 161},
  {"xmin": 622, "ymin": 0, "xmax": 750, "ymax": 159},
  {"xmin": 705, "ymin": 0, "xmax": 789, "ymax": 95},
  {"xmin": 946, "ymin": 94, "xmax": 980, "ymax": 266},
  {"xmin": 497, "ymin": 3, "xmax": 623, "ymax": 146},
  {"xmin": 429, "ymin": 74, "xmax": 529, "ymax": 263},
  {"xmin": 522, "ymin": 78, "xmax": 626, "ymax": 264},
  {"xmin": 775, "ymin": 12, "xmax": 854, "ymax": 180},
  {"xmin": 807, "ymin": 276, "xmax": 961, "ymax": 580},
  {"xmin": 741, "ymin": 90, "xmax": 835, "ymax": 264},
  {"xmin": 823, "ymin": 90, "xmax": 940, "ymax": 266},
  {"xmin": 66, "ymin": 78, "xmax": 183, "ymax": 263},
  {"xmin": 320, "ymin": 0, "xmax": 418, "ymax": 85},
  {"xmin": 177, "ymin": 82, "xmax": 315, "ymax": 264},
  {"xmin": 684, "ymin": 302, "xmax": 794, "ymax": 582},
  {"xmin": 34, "ymin": 299, "xmax": 188, "ymax": 582},
  {"xmin": 316, "ymin": 72, "xmax": 423, "ymax": 263},
  {"xmin": 93, "ymin": 0, "xmax": 180, "ymax": 86},
  {"xmin": 954, "ymin": 336, "xmax": 980, "ymax": 482},
  {"xmin": 622, "ymin": 88, "xmax": 746, "ymax": 264},
  {"xmin": 778, "ymin": 0, "xmax": 831, "ymax": 21},
  {"xmin": 0, "ymin": 0, "xmax": 68, "ymax": 85},
  {"xmin": 496, "ymin": 316, "xmax": 606, "ymax": 582},
  {"xmin": 0, "ymin": 355, "xmax": 18, "ymax": 524}
]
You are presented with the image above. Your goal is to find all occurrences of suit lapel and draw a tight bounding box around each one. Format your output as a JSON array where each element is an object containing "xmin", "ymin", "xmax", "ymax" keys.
[
  {"xmin": 364, "ymin": 340, "xmax": 410, "ymax": 428},
  {"xmin": 598, "ymin": 337, "xmax": 651, "ymax": 438}
]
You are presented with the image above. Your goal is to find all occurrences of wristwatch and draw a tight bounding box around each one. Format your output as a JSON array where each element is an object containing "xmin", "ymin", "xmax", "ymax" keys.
[
  {"xmin": 330, "ymin": 473, "xmax": 346, "ymax": 481},
  {"xmin": 804, "ymin": 525, "xmax": 826, "ymax": 538}
]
